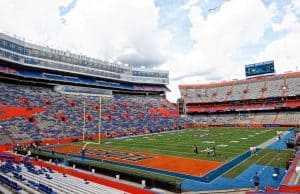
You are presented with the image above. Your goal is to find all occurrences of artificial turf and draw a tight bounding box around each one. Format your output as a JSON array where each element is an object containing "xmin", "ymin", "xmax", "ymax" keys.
[{"xmin": 82, "ymin": 127, "xmax": 286, "ymax": 162}]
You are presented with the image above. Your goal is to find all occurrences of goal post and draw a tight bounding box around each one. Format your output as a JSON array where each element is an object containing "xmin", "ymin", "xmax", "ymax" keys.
[{"xmin": 82, "ymin": 96, "xmax": 102, "ymax": 150}]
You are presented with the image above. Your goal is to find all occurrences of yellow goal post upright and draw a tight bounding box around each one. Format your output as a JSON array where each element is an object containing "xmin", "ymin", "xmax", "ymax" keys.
[{"xmin": 82, "ymin": 96, "xmax": 102, "ymax": 150}]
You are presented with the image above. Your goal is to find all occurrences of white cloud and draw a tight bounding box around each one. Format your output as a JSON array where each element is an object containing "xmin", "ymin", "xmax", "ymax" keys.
[
  {"xmin": 272, "ymin": 12, "xmax": 299, "ymax": 32},
  {"xmin": 62, "ymin": 0, "xmax": 173, "ymax": 67},
  {"xmin": 0, "ymin": 0, "xmax": 66, "ymax": 43},
  {"xmin": 1, "ymin": 0, "xmax": 298, "ymax": 104},
  {"xmin": 0, "ymin": 0, "xmax": 172, "ymax": 67},
  {"xmin": 292, "ymin": 0, "xmax": 300, "ymax": 14},
  {"xmin": 180, "ymin": 0, "xmax": 199, "ymax": 11},
  {"xmin": 162, "ymin": 0, "xmax": 275, "ymax": 102},
  {"xmin": 255, "ymin": 32, "xmax": 300, "ymax": 73},
  {"xmin": 256, "ymin": 8, "xmax": 300, "ymax": 73}
]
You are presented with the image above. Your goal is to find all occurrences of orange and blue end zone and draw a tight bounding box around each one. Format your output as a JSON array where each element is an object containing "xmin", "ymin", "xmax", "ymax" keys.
[{"xmin": 47, "ymin": 144, "xmax": 224, "ymax": 177}]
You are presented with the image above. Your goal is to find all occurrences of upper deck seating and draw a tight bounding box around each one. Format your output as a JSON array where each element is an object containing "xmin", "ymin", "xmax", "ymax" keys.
[
  {"xmin": 180, "ymin": 72, "xmax": 300, "ymax": 104},
  {"xmin": 285, "ymin": 76, "xmax": 300, "ymax": 97},
  {"xmin": 265, "ymin": 76, "xmax": 284, "ymax": 98}
]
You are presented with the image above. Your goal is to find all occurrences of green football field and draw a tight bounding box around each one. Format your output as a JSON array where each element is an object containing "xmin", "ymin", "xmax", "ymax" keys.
[{"xmin": 82, "ymin": 127, "xmax": 287, "ymax": 162}]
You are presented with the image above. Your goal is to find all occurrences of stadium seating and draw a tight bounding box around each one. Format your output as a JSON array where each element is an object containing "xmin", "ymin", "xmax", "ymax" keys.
[
  {"xmin": 265, "ymin": 75, "xmax": 284, "ymax": 98},
  {"xmin": 180, "ymin": 72, "xmax": 300, "ymax": 104},
  {"xmin": 0, "ymin": 159, "xmax": 129, "ymax": 194},
  {"xmin": 0, "ymin": 82, "xmax": 194, "ymax": 145},
  {"xmin": 190, "ymin": 112, "xmax": 300, "ymax": 126},
  {"xmin": 180, "ymin": 72, "xmax": 300, "ymax": 126},
  {"xmin": 285, "ymin": 75, "xmax": 300, "ymax": 97}
]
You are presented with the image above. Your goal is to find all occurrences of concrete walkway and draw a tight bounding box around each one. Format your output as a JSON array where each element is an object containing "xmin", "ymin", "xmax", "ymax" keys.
[{"xmin": 257, "ymin": 130, "xmax": 290, "ymax": 149}]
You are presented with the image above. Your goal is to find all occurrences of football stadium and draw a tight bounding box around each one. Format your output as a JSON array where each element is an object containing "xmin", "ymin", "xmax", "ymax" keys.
[
  {"xmin": 0, "ymin": 1, "xmax": 300, "ymax": 194},
  {"xmin": 0, "ymin": 31, "xmax": 300, "ymax": 194}
]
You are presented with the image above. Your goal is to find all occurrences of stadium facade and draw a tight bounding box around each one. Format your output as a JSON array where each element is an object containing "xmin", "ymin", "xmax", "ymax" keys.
[{"xmin": 0, "ymin": 32, "xmax": 169, "ymax": 93}]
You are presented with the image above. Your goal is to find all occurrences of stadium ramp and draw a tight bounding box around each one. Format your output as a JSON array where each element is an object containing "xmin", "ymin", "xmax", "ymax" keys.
[{"xmin": 257, "ymin": 129, "xmax": 293, "ymax": 149}]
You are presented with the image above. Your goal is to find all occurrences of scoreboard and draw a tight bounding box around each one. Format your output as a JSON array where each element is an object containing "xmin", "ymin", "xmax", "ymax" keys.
[{"xmin": 245, "ymin": 60, "xmax": 275, "ymax": 77}]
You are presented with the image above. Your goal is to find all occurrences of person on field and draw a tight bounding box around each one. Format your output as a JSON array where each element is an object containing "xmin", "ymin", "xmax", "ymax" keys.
[
  {"xmin": 193, "ymin": 145, "xmax": 198, "ymax": 154},
  {"xmin": 250, "ymin": 147, "xmax": 256, "ymax": 156},
  {"xmin": 277, "ymin": 130, "xmax": 282, "ymax": 141},
  {"xmin": 253, "ymin": 172, "xmax": 260, "ymax": 191},
  {"xmin": 206, "ymin": 146, "xmax": 210, "ymax": 157},
  {"xmin": 273, "ymin": 166, "xmax": 280, "ymax": 178},
  {"xmin": 212, "ymin": 146, "xmax": 216, "ymax": 158}
]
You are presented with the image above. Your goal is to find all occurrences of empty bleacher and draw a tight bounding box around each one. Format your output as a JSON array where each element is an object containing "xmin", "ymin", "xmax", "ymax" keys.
[
  {"xmin": 180, "ymin": 71, "xmax": 300, "ymax": 104},
  {"xmin": 285, "ymin": 75, "xmax": 300, "ymax": 97},
  {"xmin": 180, "ymin": 71, "xmax": 300, "ymax": 126},
  {"xmin": 0, "ymin": 82, "xmax": 194, "ymax": 145},
  {"xmin": 265, "ymin": 75, "xmax": 284, "ymax": 98},
  {"xmin": 0, "ymin": 159, "xmax": 126, "ymax": 194},
  {"xmin": 190, "ymin": 111, "xmax": 300, "ymax": 126}
]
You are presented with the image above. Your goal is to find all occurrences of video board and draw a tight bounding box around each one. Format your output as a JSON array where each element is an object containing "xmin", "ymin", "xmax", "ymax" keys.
[{"xmin": 245, "ymin": 60, "xmax": 275, "ymax": 77}]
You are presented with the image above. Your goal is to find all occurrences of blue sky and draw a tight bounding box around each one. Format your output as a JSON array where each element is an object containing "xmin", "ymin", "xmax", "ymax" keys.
[
  {"xmin": 57, "ymin": 0, "xmax": 295, "ymax": 56},
  {"xmin": 157, "ymin": 0, "xmax": 300, "ymax": 100},
  {"xmin": 0, "ymin": 0, "xmax": 300, "ymax": 101},
  {"xmin": 154, "ymin": 0, "xmax": 231, "ymax": 53},
  {"xmin": 155, "ymin": 0, "xmax": 194, "ymax": 53},
  {"xmin": 155, "ymin": 0, "xmax": 292, "ymax": 60},
  {"xmin": 59, "ymin": 0, "xmax": 77, "ymax": 16}
]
